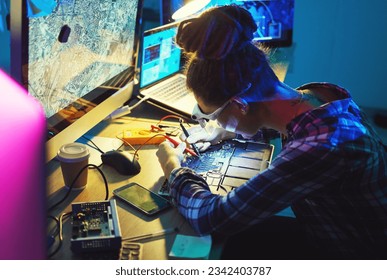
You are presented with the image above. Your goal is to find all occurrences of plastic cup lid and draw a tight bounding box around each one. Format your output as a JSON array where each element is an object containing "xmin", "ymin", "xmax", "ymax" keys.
[{"xmin": 57, "ymin": 143, "xmax": 90, "ymax": 162}]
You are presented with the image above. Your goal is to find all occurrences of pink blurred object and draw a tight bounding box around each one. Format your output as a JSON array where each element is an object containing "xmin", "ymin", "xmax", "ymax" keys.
[{"xmin": 0, "ymin": 69, "xmax": 47, "ymax": 259}]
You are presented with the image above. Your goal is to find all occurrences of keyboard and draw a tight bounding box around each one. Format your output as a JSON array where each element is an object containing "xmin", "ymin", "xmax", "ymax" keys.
[
  {"xmin": 147, "ymin": 75, "xmax": 187, "ymax": 102},
  {"xmin": 158, "ymin": 140, "xmax": 273, "ymax": 197}
]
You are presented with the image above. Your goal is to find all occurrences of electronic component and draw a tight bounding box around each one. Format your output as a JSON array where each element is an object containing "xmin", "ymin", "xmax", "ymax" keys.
[
  {"xmin": 71, "ymin": 200, "xmax": 122, "ymax": 254},
  {"xmin": 158, "ymin": 140, "xmax": 273, "ymax": 196},
  {"xmin": 120, "ymin": 128, "xmax": 165, "ymax": 145}
]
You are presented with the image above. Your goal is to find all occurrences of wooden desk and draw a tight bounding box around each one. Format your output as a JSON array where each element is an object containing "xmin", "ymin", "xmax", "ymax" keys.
[{"xmin": 46, "ymin": 102, "xmax": 199, "ymax": 260}]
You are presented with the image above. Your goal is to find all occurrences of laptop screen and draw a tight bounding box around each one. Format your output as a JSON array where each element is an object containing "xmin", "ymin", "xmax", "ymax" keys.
[{"xmin": 140, "ymin": 24, "xmax": 181, "ymax": 88}]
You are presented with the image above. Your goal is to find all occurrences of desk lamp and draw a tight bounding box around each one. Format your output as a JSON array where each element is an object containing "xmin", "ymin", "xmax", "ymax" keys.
[{"xmin": 172, "ymin": 0, "xmax": 211, "ymax": 21}]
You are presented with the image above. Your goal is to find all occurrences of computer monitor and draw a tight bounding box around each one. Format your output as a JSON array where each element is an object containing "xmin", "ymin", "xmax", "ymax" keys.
[
  {"xmin": 238, "ymin": 0, "xmax": 294, "ymax": 47},
  {"xmin": 10, "ymin": 0, "xmax": 144, "ymax": 162},
  {"xmin": 208, "ymin": 0, "xmax": 295, "ymax": 48}
]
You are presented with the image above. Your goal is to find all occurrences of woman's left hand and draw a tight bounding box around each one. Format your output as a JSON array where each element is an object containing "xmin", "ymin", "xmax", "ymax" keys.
[{"xmin": 156, "ymin": 140, "xmax": 186, "ymax": 178}]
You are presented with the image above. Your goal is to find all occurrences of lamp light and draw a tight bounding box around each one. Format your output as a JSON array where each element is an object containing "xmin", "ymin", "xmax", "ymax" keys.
[{"xmin": 172, "ymin": 0, "xmax": 211, "ymax": 21}]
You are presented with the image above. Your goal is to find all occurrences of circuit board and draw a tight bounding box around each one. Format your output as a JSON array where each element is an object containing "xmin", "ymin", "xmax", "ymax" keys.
[
  {"xmin": 71, "ymin": 200, "xmax": 121, "ymax": 254},
  {"xmin": 159, "ymin": 140, "xmax": 273, "ymax": 196}
]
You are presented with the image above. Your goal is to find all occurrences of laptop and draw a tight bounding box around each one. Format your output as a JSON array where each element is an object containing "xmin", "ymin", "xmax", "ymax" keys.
[{"xmin": 137, "ymin": 22, "xmax": 196, "ymax": 117}]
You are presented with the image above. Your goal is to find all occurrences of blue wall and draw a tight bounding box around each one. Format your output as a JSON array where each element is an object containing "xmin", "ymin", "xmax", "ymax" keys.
[{"xmin": 284, "ymin": 0, "xmax": 387, "ymax": 109}]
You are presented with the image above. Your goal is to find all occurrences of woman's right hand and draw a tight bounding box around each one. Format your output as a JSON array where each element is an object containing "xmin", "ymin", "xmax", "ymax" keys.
[
  {"xmin": 180, "ymin": 121, "xmax": 236, "ymax": 151},
  {"xmin": 156, "ymin": 141, "xmax": 185, "ymax": 179}
]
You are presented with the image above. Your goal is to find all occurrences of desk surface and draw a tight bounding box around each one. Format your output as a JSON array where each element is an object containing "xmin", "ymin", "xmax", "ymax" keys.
[{"xmin": 46, "ymin": 102, "xmax": 202, "ymax": 260}]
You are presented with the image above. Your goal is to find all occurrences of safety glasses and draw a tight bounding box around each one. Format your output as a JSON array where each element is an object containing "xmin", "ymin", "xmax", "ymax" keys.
[
  {"xmin": 191, "ymin": 83, "xmax": 251, "ymax": 127},
  {"xmin": 191, "ymin": 99, "xmax": 233, "ymax": 127}
]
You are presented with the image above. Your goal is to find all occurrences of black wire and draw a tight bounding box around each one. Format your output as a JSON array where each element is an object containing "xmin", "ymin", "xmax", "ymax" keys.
[
  {"xmin": 81, "ymin": 135, "xmax": 105, "ymax": 154},
  {"xmin": 48, "ymin": 163, "xmax": 109, "ymax": 211},
  {"xmin": 46, "ymin": 164, "xmax": 110, "ymax": 258},
  {"xmin": 46, "ymin": 215, "xmax": 60, "ymax": 248},
  {"xmin": 47, "ymin": 212, "xmax": 71, "ymax": 259}
]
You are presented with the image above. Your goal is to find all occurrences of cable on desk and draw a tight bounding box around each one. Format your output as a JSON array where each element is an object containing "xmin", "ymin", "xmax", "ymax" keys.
[
  {"xmin": 47, "ymin": 164, "xmax": 109, "ymax": 212},
  {"xmin": 129, "ymin": 96, "xmax": 150, "ymax": 111},
  {"xmin": 47, "ymin": 211, "xmax": 71, "ymax": 259},
  {"xmin": 115, "ymin": 135, "xmax": 138, "ymax": 155},
  {"xmin": 47, "ymin": 215, "xmax": 60, "ymax": 249},
  {"xmin": 124, "ymin": 133, "xmax": 167, "ymax": 160},
  {"xmin": 113, "ymin": 114, "xmax": 193, "ymax": 168},
  {"xmin": 113, "ymin": 115, "xmax": 181, "ymax": 157},
  {"xmin": 106, "ymin": 96, "xmax": 150, "ymax": 120},
  {"xmin": 47, "ymin": 164, "xmax": 109, "ymax": 258},
  {"xmin": 155, "ymin": 114, "xmax": 190, "ymax": 127},
  {"xmin": 81, "ymin": 135, "xmax": 105, "ymax": 154},
  {"xmin": 115, "ymin": 114, "xmax": 196, "ymax": 161}
]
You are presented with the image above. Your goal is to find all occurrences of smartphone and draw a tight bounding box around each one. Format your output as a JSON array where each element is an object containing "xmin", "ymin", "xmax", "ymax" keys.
[{"xmin": 113, "ymin": 183, "xmax": 171, "ymax": 216}]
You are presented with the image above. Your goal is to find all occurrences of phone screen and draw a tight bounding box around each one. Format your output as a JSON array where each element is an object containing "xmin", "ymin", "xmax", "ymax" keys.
[{"xmin": 113, "ymin": 183, "xmax": 170, "ymax": 215}]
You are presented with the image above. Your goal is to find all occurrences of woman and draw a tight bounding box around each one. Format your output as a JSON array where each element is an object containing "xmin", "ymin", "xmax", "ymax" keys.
[{"xmin": 156, "ymin": 5, "xmax": 387, "ymax": 259}]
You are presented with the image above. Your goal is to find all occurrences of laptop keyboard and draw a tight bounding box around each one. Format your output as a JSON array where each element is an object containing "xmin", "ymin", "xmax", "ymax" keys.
[
  {"xmin": 147, "ymin": 76, "xmax": 188, "ymax": 102},
  {"xmin": 158, "ymin": 140, "xmax": 273, "ymax": 197}
]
